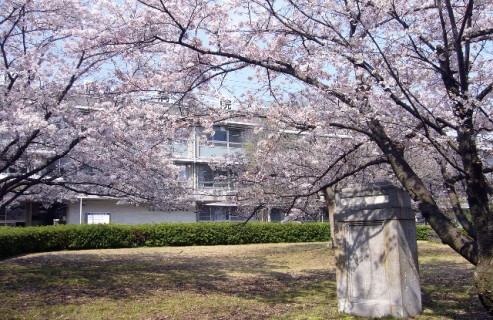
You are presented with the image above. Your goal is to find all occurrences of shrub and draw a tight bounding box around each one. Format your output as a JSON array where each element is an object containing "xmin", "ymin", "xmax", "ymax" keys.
[
  {"xmin": 0, "ymin": 225, "xmax": 70, "ymax": 258},
  {"xmin": 66, "ymin": 224, "xmax": 136, "ymax": 250},
  {"xmin": 138, "ymin": 222, "xmax": 330, "ymax": 246},
  {"xmin": 0, "ymin": 222, "xmax": 331, "ymax": 258},
  {"xmin": 2, "ymin": 223, "xmax": 442, "ymax": 259},
  {"xmin": 416, "ymin": 225, "xmax": 433, "ymax": 241}
]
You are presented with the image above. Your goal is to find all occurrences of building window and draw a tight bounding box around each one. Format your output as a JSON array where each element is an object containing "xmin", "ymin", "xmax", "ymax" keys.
[
  {"xmin": 205, "ymin": 126, "xmax": 248, "ymax": 145},
  {"xmin": 0, "ymin": 204, "xmax": 25, "ymax": 221},
  {"xmin": 0, "ymin": 204, "xmax": 26, "ymax": 226},
  {"xmin": 197, "ymin": 203, "xmax": 240, "ymax": 221},
  {"xmin": 200, "ymin": 126, "xmax": 249, "ymax": 158},
  {"xmin": 169, "ymin": 128, "xmax": 191, "ymax": 158},
  {"xmin": 207, "ymin": 126, "xmax": 228, "ymax": 142},
  {"xmin": 197, "ymin": 165, "xmax": 232, "ymax": 189},
  {"xmin": 269, "ymin": 208, "xmax": 284, "ymax": 222},
  {"xmin": 228, "ymin": 128, "xmax": 245, "ymax": 144},
  {"xmin": 176, "ymin": 164, "xmax": 192, "ymax": 186}
]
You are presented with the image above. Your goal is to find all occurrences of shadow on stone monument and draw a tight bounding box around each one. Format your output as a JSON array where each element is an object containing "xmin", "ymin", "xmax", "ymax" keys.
[{"xmin": 334, "ymin": 182, "xmax": 422, "ymax": 318}]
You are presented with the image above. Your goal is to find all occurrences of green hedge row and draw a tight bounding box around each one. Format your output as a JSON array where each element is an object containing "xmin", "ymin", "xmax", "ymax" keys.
[
  {"xmin": 416, "ymin": 225, "xmax": 434, "ymax": 241},
  {"xmin": 0, "ymin": 222, "xmax": 331, "ymax": 258}
]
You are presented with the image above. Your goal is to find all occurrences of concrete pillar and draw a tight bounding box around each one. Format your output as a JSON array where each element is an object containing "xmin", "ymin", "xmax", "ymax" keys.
[{"xmin": 334, "ymin": 182, "xmax": 422, "ymax": 318}]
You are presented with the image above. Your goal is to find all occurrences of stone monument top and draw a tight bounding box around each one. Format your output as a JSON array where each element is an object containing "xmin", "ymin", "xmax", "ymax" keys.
[{"xmin": 335, "ymin": 181, "xmax": 413, "ymax": 221}]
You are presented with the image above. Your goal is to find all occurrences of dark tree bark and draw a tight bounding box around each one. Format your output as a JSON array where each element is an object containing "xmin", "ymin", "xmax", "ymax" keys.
[
  {"xmin": 456, "ymin": 120, "xmax": 493, "ymax": 314},
  {"xmin": 368, "ymin": 118, "xmax": 493, "ymax": 314}
]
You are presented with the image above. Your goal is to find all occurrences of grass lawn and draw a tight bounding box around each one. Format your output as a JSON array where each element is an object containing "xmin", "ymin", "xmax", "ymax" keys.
[{"xmin": 0, "ymin": 241, "xmax": 490, "ymax": 319}]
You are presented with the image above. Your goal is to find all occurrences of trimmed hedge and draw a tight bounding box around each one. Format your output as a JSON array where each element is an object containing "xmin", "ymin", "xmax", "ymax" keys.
[
  {"xmin": 140, "ymin": 222, "xmax": 331, "ymax": 246},
  {"xmin": 0, "ymin": 222, "xmax": 331, "ymax": 259},
  {"xmin": 0, "ymin": 223, "xmax": 436, "ymax": 259},
  {"xmin": 416, "ymin": 225, "xmax": 434, "ymax": 241}
]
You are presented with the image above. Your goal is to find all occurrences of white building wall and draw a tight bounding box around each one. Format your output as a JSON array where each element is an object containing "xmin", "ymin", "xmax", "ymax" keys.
[{"xmin": 66, "ymin": 199, "xmax": 196, "ymax": 225}]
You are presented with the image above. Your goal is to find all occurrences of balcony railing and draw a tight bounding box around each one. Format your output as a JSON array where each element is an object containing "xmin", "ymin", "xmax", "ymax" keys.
[
  {"xmin": 198, "ymin": 142, "xmax": 244, "ymax": 158},
  {"xmin": 198, "ymin": 179, "xmax": 235, "ymax": 190}
]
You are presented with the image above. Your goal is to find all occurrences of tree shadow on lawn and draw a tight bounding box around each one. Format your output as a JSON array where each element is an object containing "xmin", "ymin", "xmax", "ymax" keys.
[
  {"xmin": 419, "ymin": 259, "xmax": 490, "ymax": 319},
  {"xmin": 0, "ymin": 245, "xmax": 336, "ymax": 311},
  {"xmin": 1, "ymin": 244, "xmax": 491, "ymax": 319}
]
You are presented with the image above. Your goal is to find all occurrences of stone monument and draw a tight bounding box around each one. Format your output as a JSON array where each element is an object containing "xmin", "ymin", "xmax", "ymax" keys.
[{"xmin": 334, "ymin": 182, "xmax": 422, "ymax": 318}]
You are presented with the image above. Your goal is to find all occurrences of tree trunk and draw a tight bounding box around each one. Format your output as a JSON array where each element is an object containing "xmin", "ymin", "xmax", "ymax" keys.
[
  {"xmin": 440, "ymin": 163, "xmax": 477, "ymax": 240},
  {"xmin": 456, "ymin": 122, "xmax": 493, "ymax": 315},
  {"xmin": 322, "ymin": 187, "xmax": 336, "ymax": 248},
  {"xmin": 367, "ymin": 119, "xmax": 478, "ymax": 263},
  {"xmin": 367, "ymin": 118, "xmax": 493, "ymax": 314},
  {"xmin": 475, "ymin": 244, "xmax": 493, "ymax": 315}
]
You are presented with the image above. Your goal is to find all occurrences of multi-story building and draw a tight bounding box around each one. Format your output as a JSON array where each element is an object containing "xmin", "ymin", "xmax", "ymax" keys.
[
  {"xmin": 1, "ymin": 95, "xmax": 329, "ymax": 226},
  {"xmin": 1, "ymin": 94, "xmax": 257, "ymax": 226},
  {"xmin": 64, "ymin": 119, "xmax": 255, "ymax": 225}
]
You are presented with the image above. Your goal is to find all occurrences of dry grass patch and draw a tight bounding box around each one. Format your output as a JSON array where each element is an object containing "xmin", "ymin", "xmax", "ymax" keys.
[{"xmin": 0, "ymin": 241, "xmax": 490, "ymax": 319}]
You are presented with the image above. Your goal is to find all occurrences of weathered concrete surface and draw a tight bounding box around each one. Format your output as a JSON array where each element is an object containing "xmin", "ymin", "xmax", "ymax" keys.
[{"xmin": 334, "ymin": 182, "xmax": 422, "ymax": 318}]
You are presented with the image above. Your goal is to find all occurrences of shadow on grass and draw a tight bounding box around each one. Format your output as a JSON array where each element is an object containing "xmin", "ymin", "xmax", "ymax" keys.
[
  {"xmin": 419, "ymin": 259, "xmax": 490, "ymax": 319},
  {"xmin": 1, "ymin": 243, "xmax": 491, "ymax": 319},
  {"xmin": 0, "ymin": 244, "xmax": 336, "ymax": 312}
]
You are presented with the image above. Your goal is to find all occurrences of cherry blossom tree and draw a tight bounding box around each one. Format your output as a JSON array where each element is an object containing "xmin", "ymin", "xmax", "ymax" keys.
[
  {"xmin": 235, "ymin": 99, "xmax": 393, "ymax": 219},
  {"xmin": 108, "ymin": 0, "xmax": 493, "ymax": 312},
  {"xmin": 0, "ymin": 0, "xmax": 193, "ymax": 211}
]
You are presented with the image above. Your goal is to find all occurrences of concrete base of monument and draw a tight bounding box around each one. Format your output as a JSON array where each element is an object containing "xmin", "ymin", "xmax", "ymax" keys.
[
  {"xmin": 338, "ymin": 296, "xmax": 423, "ymax": 317},
  {"xmin": 334, "ymin": 182, "xmax": 422, "ymax": 318}
]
